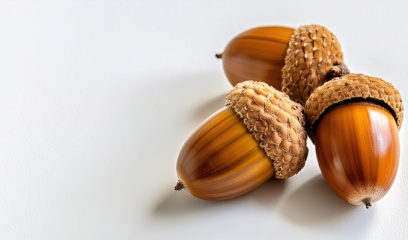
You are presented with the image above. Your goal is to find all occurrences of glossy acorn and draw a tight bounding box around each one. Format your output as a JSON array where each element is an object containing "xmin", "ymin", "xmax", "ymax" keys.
[
  {"xmin": 217, "ymin": 24, "xmax": 348, "ymax": 101},
  {"xmin": 175, "ymin": 81, "xmax": 308, "ymax": 200},
  {"xmin": 305, "ymin": 74, "xmax": 404, "ymax": 208},
  {"xmin": 216, "ymin": 26, "xmax": 294, "ymax": 90}
]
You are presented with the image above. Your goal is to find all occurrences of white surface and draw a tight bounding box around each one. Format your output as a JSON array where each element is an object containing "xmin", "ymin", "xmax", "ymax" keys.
[{"xmin": 1, "ymin": 1, "xmax": 408, "ymax": 239}]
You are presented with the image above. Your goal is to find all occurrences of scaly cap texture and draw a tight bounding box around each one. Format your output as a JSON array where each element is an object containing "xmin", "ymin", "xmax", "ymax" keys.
[
  {"xmin": 305, "ymin": 73, "xmax": 404, "ymax": 140},
  {"xmin": 282, "ymin": 24, "xmax": 348, "ymax": 106},
  {"xmin": 226, "ymin": 80, "xmax": 308, "ymax": 179}
]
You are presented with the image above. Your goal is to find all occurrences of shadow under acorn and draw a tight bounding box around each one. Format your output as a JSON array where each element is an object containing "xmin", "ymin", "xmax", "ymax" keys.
[
  {"xmin": 152, "ymin": 178, "xmax": 287, "ymax": 218},
  {"xmin": 280, "ymin": 174, "xmax": 375, "ymax": 231}
]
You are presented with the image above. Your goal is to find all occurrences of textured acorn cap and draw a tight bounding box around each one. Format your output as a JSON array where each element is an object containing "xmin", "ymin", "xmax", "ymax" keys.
[
  {"xmin": 282, "ymin": 24, "xmax": 349, "ymax": 106},
  {"xmin": 305, "ymin": 73, "xmax": 404, "ymax": 140},
  {"xmin": 226, "ymin": 80, "xmax": 308, "ymax": 179}
]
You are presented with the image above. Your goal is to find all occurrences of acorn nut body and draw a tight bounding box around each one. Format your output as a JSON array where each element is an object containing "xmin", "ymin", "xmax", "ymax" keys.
[
  {"xmin": 217, "ymin": 26, "xmax": 294, "ymax": 90},
  {"xmin": 305, "ymin": 74, "xmax": 404, "ymax": 208},
  {"xmin": 176, "ymin": 81, "xmax": 308, "ymax": 200}
]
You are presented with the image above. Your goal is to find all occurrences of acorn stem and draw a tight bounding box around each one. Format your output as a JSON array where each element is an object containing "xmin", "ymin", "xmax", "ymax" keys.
[
  {"xmin": 363, "ymin": 198, "xmax": 372, "ymax": 209},
  {"xmin": 327, "ymin": 63, "xmax": 350, "ymax": 81},
  {"xmin": 215, "ymin": 53, "xmax": 223, "ymax": 59},
  {"xmin": 175, "ymin": 180, "xmax": 184, "ymax": 191}
]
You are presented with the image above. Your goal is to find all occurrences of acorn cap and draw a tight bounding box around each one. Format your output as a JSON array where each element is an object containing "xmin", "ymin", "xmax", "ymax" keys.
[
  {"xmin": 282, "ymin": 24, "xmax": 349, "ymax": 106},
  {"xmin": 226, "ymin": 80, "xmax": 308, "ymax": 179},
  {"xmin": 305, "ymin": 73, "xmax": 404, "ymax": 140}
]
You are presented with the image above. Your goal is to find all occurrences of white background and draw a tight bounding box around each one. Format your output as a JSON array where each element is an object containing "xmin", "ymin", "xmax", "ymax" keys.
[{"xmin": 1, "ymin": 1, "xmax": 407, "ymax": 239}]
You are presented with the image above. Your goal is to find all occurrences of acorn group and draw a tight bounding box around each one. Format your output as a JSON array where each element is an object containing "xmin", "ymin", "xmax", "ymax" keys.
[{"xmin": 175, "ymin": 24, "xmax": 404, "ymax": 208}]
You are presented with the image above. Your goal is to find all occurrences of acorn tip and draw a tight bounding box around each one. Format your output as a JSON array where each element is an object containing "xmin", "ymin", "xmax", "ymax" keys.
[
  {"xmin": 175, "ymin": 181, "xmax": 184, "ymax": 191},
  {"xmin": 363, "ymin": 198, "xmax": 372, "ymax": 209}
]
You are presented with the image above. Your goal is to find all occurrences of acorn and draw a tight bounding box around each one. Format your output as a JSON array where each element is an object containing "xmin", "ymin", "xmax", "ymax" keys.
[
  {"xmin": 175, "ymin": 81, "xmax": 308, "ymax": 200},
  {"xmin": 282, "ymin": 24, "xmax": 349, "ymax": 106},
  {"xmin": 305, "ymin": 74, "xmax": 404, "ymax": 208},
  {"xmin": 216, "ymin": 26, "xmax": 294, "ymax": 90},
  {"xmin": 216, "ymin": 24, "xmax": 348, "ymax": 101}
]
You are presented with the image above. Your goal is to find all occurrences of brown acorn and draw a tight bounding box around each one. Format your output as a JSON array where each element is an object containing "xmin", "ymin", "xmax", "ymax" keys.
[
  {"xmin": 216, "ymin": 26, "xmax": 294, "ymax": 90},
  {"xmin": 282, "ymin": 24, "xmax": 349, "ymax": 106},
  {"xmin": 217, "ymin": 24, "xmax": 347, "ymax": 101},
  {"xmin": 175, "ymin": 81, "xmax": 308, "ymax": 200},
  {"xmin": 305, "ymin": 74, "xmax": 404, "ymax": 208}
]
